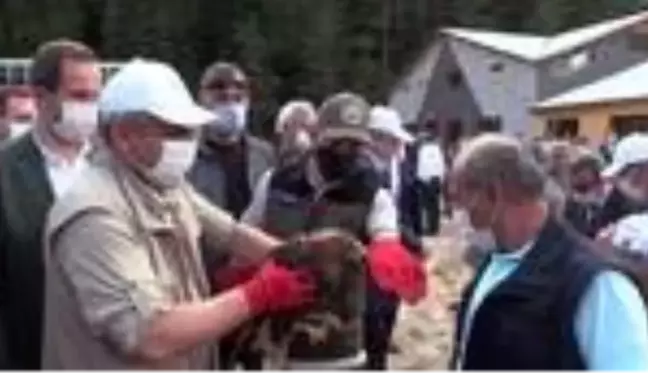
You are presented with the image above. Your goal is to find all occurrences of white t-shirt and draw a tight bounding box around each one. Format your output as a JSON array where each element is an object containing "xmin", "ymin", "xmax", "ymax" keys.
[
  {"xmin": 241, "ymin": 169, "xmax": 399, "ymax": 238},
  {"xmin": 611, "ymin": 213, "xmax": 648, "ymax": 256},
  {"xmin": 417, "ymin": 141, "xmax": 445, "ymax": 182},
  {"xmin": 33, "ymin": 133, "xmax": 90, "ymax": 199}
]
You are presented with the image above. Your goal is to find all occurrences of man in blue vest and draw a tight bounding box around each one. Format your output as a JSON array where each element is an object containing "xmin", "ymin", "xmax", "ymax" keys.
[
  {"xmin": 450, "ymin": 133, "xmax": 648, "ymax": 370},
  {"xmin": 240, "ymin": 92, "xmax": 427, "ymax": 369}
]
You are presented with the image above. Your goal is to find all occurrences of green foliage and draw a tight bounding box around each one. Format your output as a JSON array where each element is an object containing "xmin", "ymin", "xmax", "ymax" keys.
[{"xmin": 0, "ymin": 0, "xmax": 643, "ymax": 134}]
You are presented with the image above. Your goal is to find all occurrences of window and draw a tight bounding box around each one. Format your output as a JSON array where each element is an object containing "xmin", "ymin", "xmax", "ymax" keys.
[
  {"xmin": 9, "ymin": 65, "xmax": 26, "ymax": 84},
  {"xmin": 490, "ymin": 62, "xmax": 505, "ymax": 73},
  {"xmin": 0, "ymin": 67, "xmax": 7, "ymax": 85},
  {"xmin": 610, "ymin": 115, "xmax": 648, "ymax": 138},
  {"xmin": 478, "ymin": 116, "xmax": 502, "ymax": 132},
  {"xmin": 546, "ymin": 118, "xmax": 579, "ymax": 138},
  {"xmin": 447, "ymin": 69, "xmax": 463, "ymax": 89}
]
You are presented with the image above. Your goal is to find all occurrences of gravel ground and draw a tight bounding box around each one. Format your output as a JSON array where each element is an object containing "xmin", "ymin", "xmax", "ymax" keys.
[{"xmin": 389, "ymin": 218, "xmax": 474, "ymax": 370}]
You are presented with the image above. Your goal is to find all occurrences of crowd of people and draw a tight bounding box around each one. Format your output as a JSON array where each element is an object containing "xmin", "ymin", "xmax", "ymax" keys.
[
  {"xmin": 0, "ymin": 39, "xmax": 447, "ymax": 370},
  {"xmin": 0, "ymin": 37, "xmax": 647, "ymax": 371}
]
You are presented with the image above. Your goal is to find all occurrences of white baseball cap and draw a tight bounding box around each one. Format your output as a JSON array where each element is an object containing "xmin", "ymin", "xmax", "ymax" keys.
[
  {"xmin": 99, "ymin": 58, "xmax": 216, "ymax": 127},
  {"xmin": 602, "ymin": 133, "xmax": 648, "ymax": 178},
  {"xmin": 368, "ymin": 106, "xmax": 414, "ymax": 143}
]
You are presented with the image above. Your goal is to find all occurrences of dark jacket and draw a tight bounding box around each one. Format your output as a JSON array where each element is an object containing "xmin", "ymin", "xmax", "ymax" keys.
[
  {"xmin": 264, "ymin": 158, "xmax": 378, "ymax": 242},
  {"xmin": 564, "ymin": 198, "xmax": 601, "ymax": 238},
  {"xmin": 0, "ymin": 133, "xmax": 55, "ymax": 369},
  {"xmin": 452, "ymin": 218, "xmax": 605, "ymax": 370},
  {"xmin": 189, "ymin": 134, "xmax": 274, "ymax": 218},
  {"xmin": 398, "ymin": 145, "xmax": 424, "ymax": 255},
  {"xmin": 189, "ymin": 134, "xmax": 274, "ymax": 272}
]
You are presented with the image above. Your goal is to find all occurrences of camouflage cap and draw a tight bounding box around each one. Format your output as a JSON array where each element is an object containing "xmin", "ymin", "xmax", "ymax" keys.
[{"xmin": 316, "ymin": 91, "xmax": 371, "ymax": 144}]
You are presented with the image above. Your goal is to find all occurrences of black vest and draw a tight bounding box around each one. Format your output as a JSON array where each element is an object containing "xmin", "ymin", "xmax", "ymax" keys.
[
  {"xmin": 452, "ymin": 218, "xmax": 605, "ymax": 370},
  {"xmin": 262, "ymin": 163, "xmax": 377, "ymax": 361},
  {"xmin": 263, "ymin": 162, "xmax": 376, "ymax": 242}
]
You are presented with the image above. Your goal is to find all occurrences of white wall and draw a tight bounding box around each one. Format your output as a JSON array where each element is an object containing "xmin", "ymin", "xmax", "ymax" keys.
[
  {"xmin": 449, "ymin": 39, "xmax": 538, "ymax": 136},
  {"xmin": 388, "ymin": 43, "xmax": 442, "ymax": 124}
]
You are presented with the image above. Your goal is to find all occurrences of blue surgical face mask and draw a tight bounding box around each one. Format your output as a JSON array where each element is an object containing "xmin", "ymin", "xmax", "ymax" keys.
[{"xmin": 207, "ymin": 102, "xmax": 248, "ymax": 140}]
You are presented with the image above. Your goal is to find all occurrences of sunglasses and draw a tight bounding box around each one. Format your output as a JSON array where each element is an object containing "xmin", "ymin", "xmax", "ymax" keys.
[{"xmin": 204, "ymin": 80, "xmax": 248, "ymax": 91}]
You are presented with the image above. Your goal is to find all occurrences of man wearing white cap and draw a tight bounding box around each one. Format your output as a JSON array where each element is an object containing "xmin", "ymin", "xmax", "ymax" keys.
[
  {"xmin": 368, "ymin": 106, "xmax": 422, "ymax": 255},
  {"xmin": 593, "ymin": 133, "xmax": 648, "ymax": 234},
  {"xmin": 41, "ymin": 59, "xmax": 315, "ymax": 369},
  {"xmin": 367, "ymin": 106, "xmax": 424, "ymax": 369}
]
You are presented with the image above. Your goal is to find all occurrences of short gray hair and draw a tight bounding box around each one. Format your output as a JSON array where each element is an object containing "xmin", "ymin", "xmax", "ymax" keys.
[
  {"xmin": 453, "ymin": 133, "xmax": 546, "ymax": 200},
  {"xmin": 275, "ymin": 100, "xmax": 317, "ymax": 133}
]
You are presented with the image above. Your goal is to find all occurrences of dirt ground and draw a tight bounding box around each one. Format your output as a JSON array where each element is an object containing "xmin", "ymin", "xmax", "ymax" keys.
[{"xmin": 389, "ymin": 218, "xmax": 474, "ymax": 370}]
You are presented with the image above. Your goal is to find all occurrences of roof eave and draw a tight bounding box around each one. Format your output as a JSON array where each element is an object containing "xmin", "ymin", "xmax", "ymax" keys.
[
  {"xmin": 440, "ymin": 30, "xmax": 538, "ymax": 65},
  {"xmin": 533, "ymin": 95, "xmax": 648, "ymax": 113}
]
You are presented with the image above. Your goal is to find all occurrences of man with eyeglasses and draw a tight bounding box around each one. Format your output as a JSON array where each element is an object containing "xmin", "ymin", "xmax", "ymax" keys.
[
  {"xmin": 188, "ymin": 62, "xmax": 275, "ymax": 369},
  {"xmin": 190, "ymin": 62, "xmax": 274, "ymax": 220}
]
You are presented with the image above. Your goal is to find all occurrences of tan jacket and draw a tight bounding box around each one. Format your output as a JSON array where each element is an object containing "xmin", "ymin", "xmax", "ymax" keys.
[{"xmin": 42, "ymin": 153, "xmax": 236, "ymax": 369}]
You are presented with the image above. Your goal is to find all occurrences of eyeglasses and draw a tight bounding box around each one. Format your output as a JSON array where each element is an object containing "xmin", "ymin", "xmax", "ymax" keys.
[{"xmin": 203, "ymin": 80, "xmax": 248, "ymax": 92}]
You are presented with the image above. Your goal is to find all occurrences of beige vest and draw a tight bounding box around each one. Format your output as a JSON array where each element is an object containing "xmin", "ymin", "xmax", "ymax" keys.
[{"xmin": 42, "ymin": 156, "xmax": 216, "ymax": 369}]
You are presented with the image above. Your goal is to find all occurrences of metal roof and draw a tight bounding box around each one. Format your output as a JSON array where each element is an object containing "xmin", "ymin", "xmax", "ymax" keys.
[
  {"xmin": 442, "ymin": 10, "xmax": 648, "ymax": 62},
  {"xmin": 535, "ymin": 59, "xmax": 648, "ymax": 109}
]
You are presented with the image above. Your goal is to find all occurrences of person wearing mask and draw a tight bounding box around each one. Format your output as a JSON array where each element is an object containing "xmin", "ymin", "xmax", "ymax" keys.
[
  {"xmin": 367, "ymin": 105, "xmax": 423, "ymax": 367},
  {"xmin": 188, "ymin": 62, "xmax": 275, "ymax": 369},
  {"xmin": 241, "ymin": 92, "xmax": 427, "ymax": 370},
  {"xmin": 593, "ymin": 133, "xmax": 648, "ymax": 234},
  {"xmin": 189, "ymin": 61, "xmax": 274, "ymax": 219},
  {"xmin": 563, "ymin": 147, "xmax": 605, "ymax": 238},
  {"xmin": 415, "ymin": 123, "xmax": 445, "ymax": 234},
  {"xmin": 41, "ymin": 58, "xmax": 314, "ymax": 369},
  {"xmin": 450, "ymin": 134, "xmax": 648, "ymax": 370},
  {"xmin": 274, "ymin": 99, "xmax": 318, "ymax": 166},
  {"xmin": 0, "ymin": 85, "xmax": 37, "ymax": 143},
  {"xmin": 0, "ymin": 39, "xmax": 100, "ymax": 370},
  {"xmin": 368, "ymin": 106, "xmax": 422, "ymax": 255}
]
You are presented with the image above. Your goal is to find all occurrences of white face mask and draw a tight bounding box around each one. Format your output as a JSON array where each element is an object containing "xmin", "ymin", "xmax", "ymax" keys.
[
  {"xmin": 208, "ymin": 102, "xmax": 248, "ymax": 139},
  {"xmin": 54, "ymin": 101, "xmax": 98, "ymax": 142},
  {"xmin": 293, "ymin": 129, "xmax": 312, "ymax": 151},
  {"xmin": 10, "ymin": 121, "xmax": 32, "ymax": 139},
  {"xmin": 149, "ymin": 139, "xmax": 199, "ymax": 188}
]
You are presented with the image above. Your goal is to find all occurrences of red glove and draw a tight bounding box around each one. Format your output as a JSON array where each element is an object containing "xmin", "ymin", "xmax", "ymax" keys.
[
  {"xmin": 367, "ymin": 238, "xmax": 427, "ymax": 304},
  {"xmin": 211, "ymin": 263, "xmax": 260, "ymax": 292},
  {"xmin": 241, "ymin": 260, "xmax": 315, "ymax": 315}
]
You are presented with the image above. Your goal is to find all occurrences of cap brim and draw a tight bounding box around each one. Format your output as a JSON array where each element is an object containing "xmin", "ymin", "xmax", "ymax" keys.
[
  {"xmin": 391, "ymin": 128, "xmax": 414, "ymax": 143},
  {"xmin": 149, "ymin": 104, "xmax": 217, "ymax": 128},
  {"xmin": 318, "ymin": 127, "xmax": 371, "ymax": 144},
  {"xmin": 369, "ymin": 125, "xmax": 414, "ymax": 143}
]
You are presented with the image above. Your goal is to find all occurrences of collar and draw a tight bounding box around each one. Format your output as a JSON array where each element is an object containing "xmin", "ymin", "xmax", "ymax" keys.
[
  {"xmin": 32, "ymin": 131, "xmax": 91, "ymax": 167},
  {"xmin": 199, "ymin": 135, "xmax": 247, "ymax": 158},
  {"xmin": 491, "ymin": 239, "xmax": 535, "ymax": 262},
  {"xmin": 96, "ymin": 148, "xmax": 186, "ymax": 231}
]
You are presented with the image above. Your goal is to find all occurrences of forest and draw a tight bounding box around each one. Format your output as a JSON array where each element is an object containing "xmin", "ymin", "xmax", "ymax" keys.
[{"xmin": 0, "ymin": 0, "xmax": 644, "ymax": 133}]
